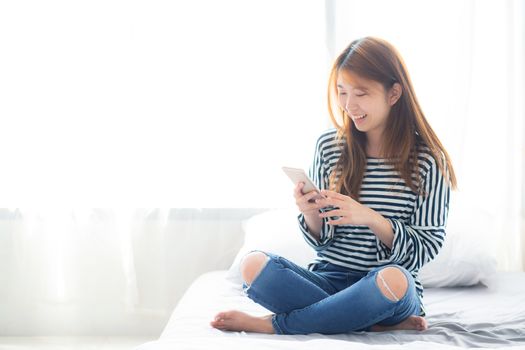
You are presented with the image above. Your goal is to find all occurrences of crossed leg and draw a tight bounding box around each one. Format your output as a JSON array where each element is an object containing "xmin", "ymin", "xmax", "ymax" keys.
[{"xmin": 210, "ymin": 252, "xmax": 427, "ymax": 333}]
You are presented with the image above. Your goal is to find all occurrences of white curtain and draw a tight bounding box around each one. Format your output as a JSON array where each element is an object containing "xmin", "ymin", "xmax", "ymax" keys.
[
  {"xmin": 0, "ymin": 208, "xmax": 265, "ymax": 335},
  {"xmin": 1, "ymin": 0, "xmax": 331, "ymax": 336},
  {"xmin": 330, "ymin": 0, "xmax": 525, "ymax": 271},
  {"xmin": 0, "ymin": 209, "xmax": 166, "ymax": 335}
]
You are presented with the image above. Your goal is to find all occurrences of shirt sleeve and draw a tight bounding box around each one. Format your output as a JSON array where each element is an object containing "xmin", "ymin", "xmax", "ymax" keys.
[
  {"xmin": 376, "ymin": 154, "xmax": 451, "ymax": 270},
  {"xmin": 298, "ymin": 134, "xmax": 336, "ymax": 251}
]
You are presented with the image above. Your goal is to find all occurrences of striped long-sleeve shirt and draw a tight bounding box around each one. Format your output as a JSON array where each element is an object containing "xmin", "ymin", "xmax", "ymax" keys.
[{"xmin": 298, "ymin": 128, "xmax": 451, "ymax": 317}]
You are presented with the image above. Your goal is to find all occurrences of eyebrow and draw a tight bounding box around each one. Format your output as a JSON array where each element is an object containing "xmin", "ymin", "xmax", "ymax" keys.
[{"xmin": 336, "ymin": 84, "xmax": 369, "ymax": 91}]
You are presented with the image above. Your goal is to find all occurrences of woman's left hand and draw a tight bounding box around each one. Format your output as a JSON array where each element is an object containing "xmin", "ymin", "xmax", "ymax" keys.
[{"xmin": 316, "ymin": 190, "xmax": 376, "ymax": 226}]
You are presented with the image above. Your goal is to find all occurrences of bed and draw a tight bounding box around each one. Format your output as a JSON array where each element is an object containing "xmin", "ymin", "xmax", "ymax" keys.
[
  {"xmin": 135, "ymin": 269, "xmax": 525, "ymax": 349},
  {"xmin": 135, "ymin": 209, "xmax": 525, "ymax": 349}
]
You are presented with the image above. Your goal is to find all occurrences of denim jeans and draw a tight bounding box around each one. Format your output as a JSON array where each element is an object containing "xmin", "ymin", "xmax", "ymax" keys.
[{"xmin": 241, "ymin": 250, "xmax": 422, "ymax": 335}]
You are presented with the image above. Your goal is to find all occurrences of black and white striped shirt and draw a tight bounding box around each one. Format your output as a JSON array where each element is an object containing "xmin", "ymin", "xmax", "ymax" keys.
[{"xmin": 298, "ymin": 128, "xmax": 451, "ymax": 317}]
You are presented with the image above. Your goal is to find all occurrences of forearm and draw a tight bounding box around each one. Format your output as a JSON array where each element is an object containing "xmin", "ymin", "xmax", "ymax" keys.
[
  {"xmin": 367, "ymin": 210, "xmax": 394, "ymax": 249},
  {"xmin": 303, "ymin": 213, "xmax": 323, "ymax": 240}
]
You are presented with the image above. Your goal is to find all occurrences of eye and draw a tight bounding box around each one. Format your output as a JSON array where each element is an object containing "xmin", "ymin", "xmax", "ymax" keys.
[{"xmin": 355, "ymin": 93, "xmax": 366, "ymax": 97}]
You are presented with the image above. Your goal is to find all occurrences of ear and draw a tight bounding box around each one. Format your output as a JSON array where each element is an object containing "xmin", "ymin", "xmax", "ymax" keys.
[{"xmin": 388, "ymin": 83, "xmax": 402, "ymax": 106}]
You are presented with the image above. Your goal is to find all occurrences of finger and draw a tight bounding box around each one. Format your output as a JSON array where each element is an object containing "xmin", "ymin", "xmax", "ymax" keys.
[
  {"xmin": 315, "ymin": 196, "xmax": 344, "ymax": 207},
  {"xmin": 303, "ymin": 208, "xmax": 322, "ymax": 216},
  {"xmin": 296, "ymin": 193, "xmax": 320, "ymax": 211},
  {"xmin": 298, "ymin": 197, "xmax": 325, "ymax": 213},
  {"xmin": 326, "ymin": 218, "xmax": 344, "ymax": 226},
  {"xmin": 318, "ymin": 209, "xmax": 345, "ymax": 218},
  {"xmin": 298, "ymin": 205, "xmax": 323, "ymax": 217},
  {"xmin": 294, "ymin": 181, "xmax": 303, "ymax": 193},
  {"xmin": 301, "ymin": 190, "xmax": 323, "ymax": 204},
  {"xmin": 320, "ymin": 190, "xmax": 350, "ymax": 201},
  {"xmin": 293, "ymin": 182, "xmax": 305, "ymax": 197}
]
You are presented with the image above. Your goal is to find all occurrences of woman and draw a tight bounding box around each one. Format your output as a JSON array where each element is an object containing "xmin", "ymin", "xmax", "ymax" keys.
[{"xmin": 211, "ymin": 36, "xmax": 457, "ymax": 335}]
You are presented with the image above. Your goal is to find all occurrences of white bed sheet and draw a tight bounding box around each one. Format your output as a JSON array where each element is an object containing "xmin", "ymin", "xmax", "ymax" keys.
[{"xmin": 136, "ymin": 270, "xmax": 525, "ymax": 350}]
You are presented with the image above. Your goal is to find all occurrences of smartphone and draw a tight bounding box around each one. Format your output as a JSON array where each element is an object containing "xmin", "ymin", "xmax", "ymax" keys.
[{"xmin": 282, "ymin": 166, "xmax": 326, "ymax": 203}]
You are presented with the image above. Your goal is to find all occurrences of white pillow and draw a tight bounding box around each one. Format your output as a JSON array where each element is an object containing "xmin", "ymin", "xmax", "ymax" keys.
[
  {"xmin": 418, "ymin": 229, "xmax": 497, "ymax": 288},
  {"xmin": 227, "ymin": 206, "xmax": 498, "ymax": 288},
  {"xmin": 419, "ymin": 196, "xmax": 498, "ymax": 288},
  {"xmin": 225, "ymin": 207, "xmax": 316, "ymax": 283}
]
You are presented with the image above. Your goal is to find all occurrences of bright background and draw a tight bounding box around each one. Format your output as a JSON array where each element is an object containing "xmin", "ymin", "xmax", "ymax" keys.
[{"xmin": 0, "ymin": 0, "xmax": 523, "ymax": 338}]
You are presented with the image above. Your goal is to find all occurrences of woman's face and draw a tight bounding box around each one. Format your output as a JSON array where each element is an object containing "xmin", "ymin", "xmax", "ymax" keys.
[{"xmin": 336, "ymin": 70, "xmax": 399, "ymax": 136}]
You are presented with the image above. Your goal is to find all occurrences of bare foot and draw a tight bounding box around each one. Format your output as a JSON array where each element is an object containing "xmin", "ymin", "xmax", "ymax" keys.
[
  {"xmin": 370, "ymin": 315, "xmax": 428, "ymax": 332},
  {"xmin": 210, "ymin": 310, "xmax": 275, "ymax": 334}
]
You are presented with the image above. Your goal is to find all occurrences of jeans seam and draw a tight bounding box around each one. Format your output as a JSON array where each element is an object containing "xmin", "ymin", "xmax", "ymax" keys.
[
  {"xmin": 271, "ymin": 314, "xmax": 283, "ymax": 334},
  {"xmin": 362, "ymin": 305, "xmax": 398, "ymax": 331},
  {"xmin": 288, "ymin": 292, "xmax": 328, "ymax": 317},
  {"xmin": 246, "ymin": 288, "xmax": 282, "ymax": 313}
]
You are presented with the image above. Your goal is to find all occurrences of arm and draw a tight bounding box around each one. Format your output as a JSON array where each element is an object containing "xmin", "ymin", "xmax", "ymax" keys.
[
  {"xmin": 375, "ymin": 155, "xmax": 451, "ymax": 270},
  {"xmin": 368, "ymin": 211, "xmax": 395, "ymax": 249},
  {"xmin": 298, "ymin": 134, "xmax": 336, "ymax": 251}
]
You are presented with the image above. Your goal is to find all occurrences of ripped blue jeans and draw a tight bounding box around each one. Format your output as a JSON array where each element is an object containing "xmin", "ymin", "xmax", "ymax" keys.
[{"xmin": 241, "ymin": 250, "xmax": 422, "ymax": 335}]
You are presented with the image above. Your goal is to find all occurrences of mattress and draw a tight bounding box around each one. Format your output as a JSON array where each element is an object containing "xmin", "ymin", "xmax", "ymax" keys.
[{"xmin": 136, "ymin": 270, "xmax": 525, "ymax": 350}]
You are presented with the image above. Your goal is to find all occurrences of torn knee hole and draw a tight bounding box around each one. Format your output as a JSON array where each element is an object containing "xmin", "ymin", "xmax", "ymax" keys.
[
  {"xmin": 240, "ymin": 252, "xmax": 270, "ymax": 285},
  {"xmin": 376, "ymin": 267, "xmax": 408, "ymax": 302}
]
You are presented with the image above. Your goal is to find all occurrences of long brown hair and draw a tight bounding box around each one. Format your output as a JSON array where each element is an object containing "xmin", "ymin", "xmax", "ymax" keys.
[{"xmin": 327, "ymin": 37, "xmax": 457, "ymax": 199}]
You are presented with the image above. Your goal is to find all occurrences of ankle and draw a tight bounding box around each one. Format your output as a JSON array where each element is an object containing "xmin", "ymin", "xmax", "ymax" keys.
[
  {"xmin": 370, "ymin": 324, "xmax": 383, "ymax": 332},
  {"xmin": 260, "ymin": 315, "xmax": 275, "ymax": 333}
]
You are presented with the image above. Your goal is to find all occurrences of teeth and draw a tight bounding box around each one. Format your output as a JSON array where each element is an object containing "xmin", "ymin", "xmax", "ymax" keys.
[{"xmin": 353, "ymin": 114, "xmax": 367, "ymax": 120}]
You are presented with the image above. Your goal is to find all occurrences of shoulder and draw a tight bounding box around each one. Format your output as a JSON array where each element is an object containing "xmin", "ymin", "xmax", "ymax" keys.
[
  {"xmin": 415, "ymin": 145, "xmax": 448, "ymax": 185},
  {"xmin": 315, "ymin": 128, "xmax": 344, "ymax": 154},
  {"xmin": 414, "ymin": 133, "xmax": 445, "ymax": 175}
]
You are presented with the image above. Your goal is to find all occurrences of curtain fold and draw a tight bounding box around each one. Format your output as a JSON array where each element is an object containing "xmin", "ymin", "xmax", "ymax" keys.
[{"xmin": 0, "ymin": 208, "xmax": 266, "ymax": 335}]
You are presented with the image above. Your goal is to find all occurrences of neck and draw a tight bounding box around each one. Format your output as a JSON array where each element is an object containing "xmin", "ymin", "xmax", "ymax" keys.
[{"xmin": 366, "ymin": 130, "xmax": 384, "ymax": 158}]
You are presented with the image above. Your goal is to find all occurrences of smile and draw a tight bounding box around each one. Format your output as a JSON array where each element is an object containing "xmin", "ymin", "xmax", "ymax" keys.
[{"xmin": 351, "ymin": 114, "xmax": 367, "ymax": 121}]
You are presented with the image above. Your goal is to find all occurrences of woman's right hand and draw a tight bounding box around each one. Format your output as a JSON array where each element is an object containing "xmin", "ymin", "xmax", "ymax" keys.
[
  {"xmin": 294, "ymin": 182, "xmax": 324, "ymax": 215},
  {"xmin": 294, "ymin": 182, "xmax": 324, "ymax": 236}
]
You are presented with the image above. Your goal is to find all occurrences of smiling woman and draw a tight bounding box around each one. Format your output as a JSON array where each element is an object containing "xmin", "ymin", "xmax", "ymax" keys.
[
  {"xmin": 211, "ymin": 36, "xmax": 455, "ymax": 335},
  {"xmin": 326, "ymin": 38, "xmax": 456, "ymax": 202}
]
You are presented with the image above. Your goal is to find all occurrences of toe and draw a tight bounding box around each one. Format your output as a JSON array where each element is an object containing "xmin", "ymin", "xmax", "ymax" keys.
[
  {"xmin": 211, "ymin": 321, "xmax": 226, "ymax": 329},
  {"xmin": 210, "ymin": 317, "xmax": 224, "ymax": 326},
  {"xmin": 214, "ymin": 312, "xmax": 227, "ymax": 321}
]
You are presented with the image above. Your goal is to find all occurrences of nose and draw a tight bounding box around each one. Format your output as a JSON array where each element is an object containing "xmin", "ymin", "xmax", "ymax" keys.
[
  {"xmin": 344, "ymin": 98, "xmax": 351, "ymax": 113},
  {"xmin": 342, "ymin": 94, "xmax": 355, "ymax": 114}
]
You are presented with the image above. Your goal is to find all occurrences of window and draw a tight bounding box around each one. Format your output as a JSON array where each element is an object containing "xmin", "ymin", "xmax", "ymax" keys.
[{"xmin": 0, "ymin": 0, "xmax": 330, "ymax": 208}]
